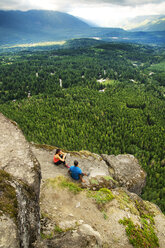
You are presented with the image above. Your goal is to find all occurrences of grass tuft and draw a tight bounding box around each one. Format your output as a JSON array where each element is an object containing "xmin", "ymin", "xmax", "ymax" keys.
[
  {"xmin": 60, "ymin": 178, "xmax": 82, "ymax": 194},
  {"xmin": 88, "ymin": 188, "xmax": 114, "ymax": 208},
  {"xmin": 46, "ymin": 176, "xmax": 83, "ymax": 194}
]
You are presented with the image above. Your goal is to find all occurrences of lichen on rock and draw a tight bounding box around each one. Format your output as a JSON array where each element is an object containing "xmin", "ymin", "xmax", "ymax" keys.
[{"xmin": 0, "ymin": 170, "xmax": 18, "ymax": 220}]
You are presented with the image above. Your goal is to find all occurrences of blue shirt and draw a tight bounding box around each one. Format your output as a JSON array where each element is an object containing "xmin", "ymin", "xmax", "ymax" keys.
[{"xmin": 70, "ymin": 166, "xmax": 82, "ymax": 180}]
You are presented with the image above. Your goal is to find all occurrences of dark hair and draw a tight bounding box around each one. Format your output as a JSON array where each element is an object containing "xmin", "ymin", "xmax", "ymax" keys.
[
  {"xmin": 74, "ymin": 160, "xmax": 78, "ymax": 166},
  {"xmin": 55, "ymin": 149, "xmax": 61, "ymax": 154}
]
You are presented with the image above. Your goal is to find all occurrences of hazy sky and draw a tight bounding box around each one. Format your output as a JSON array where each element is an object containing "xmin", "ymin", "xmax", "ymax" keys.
[{"xmin": 0, "ymin": 0, "xmax": 165, "ymax": 27}]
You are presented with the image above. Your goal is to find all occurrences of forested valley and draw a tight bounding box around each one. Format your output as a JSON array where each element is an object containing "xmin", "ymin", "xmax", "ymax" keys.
[{"xmin": 0, "ymin": 39, "xmax": 164, "ymax": 213}]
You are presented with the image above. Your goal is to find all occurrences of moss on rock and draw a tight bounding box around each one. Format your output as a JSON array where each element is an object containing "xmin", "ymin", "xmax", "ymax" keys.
[
  {"xmin": 32, "ymin": 143, "xmax": 58, "ymax": 151},
  {"xmin": 113, "ymin": 189, "xmax": 138, "ymax": 215},
  {"xmin": 0, "ymin": 170, "xmax": 18, "ymax": 220},
  {"xmin": 134, "ymin": 199, "xmax": 154, "ymax": 218}
]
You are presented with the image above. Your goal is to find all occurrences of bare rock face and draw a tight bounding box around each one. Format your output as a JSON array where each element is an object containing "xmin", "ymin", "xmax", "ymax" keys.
[
  {"xmin": 66, "ymin": 151, "xmax": 110, "ymax": 179},
  {"xmin": 0, "ymin": 215, "xmax": 19, "ymax": 248},
  {"xmin": 0, "ymin": 114, "xmax": 41, "ymax": 248},
  {"xmin": 0, "ymin": 113, "xmax": 41, "ymax": 195},
  {"xmin": 101, "ymin": 154, "xmax": 146, "ymax": 195},
  {"xmin": 34, "ymin": 225, "xmax": 101, "ymax": 248},
  {"xmin": 34, "ymin": 231, "xmax": 100, "ymax": 248}
]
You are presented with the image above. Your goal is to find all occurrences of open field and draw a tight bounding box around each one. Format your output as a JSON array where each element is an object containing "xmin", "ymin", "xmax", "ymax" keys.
[
  {"xmin": 5, "ymin": 41, "xmax": 66, "ymax": 49},
  {"xmin": 97, "ymin": 79, "xmax": 119, "ymax": 85}
]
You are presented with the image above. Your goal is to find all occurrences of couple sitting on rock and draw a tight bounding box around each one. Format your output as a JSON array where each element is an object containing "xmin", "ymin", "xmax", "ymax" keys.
[{"xmin": 53, "ymin": 149, "xmax": 89, "ymax": 182}]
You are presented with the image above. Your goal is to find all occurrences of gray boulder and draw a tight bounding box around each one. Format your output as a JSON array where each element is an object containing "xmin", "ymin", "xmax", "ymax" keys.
[
  {"xmin": 101, "ymin": 154, "xmax": 146, "ymax": 195},
  {"xmin": 0, "ymin": 114, "xmax": 41, "ymax": 248},
  {"xmin": 0, "ymin": 113, "xmax": 41, "ymax": 195}
]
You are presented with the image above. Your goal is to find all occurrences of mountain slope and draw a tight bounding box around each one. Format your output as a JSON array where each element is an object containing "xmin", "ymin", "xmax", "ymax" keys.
[
  {"xmin": 0, "ymin": 10, "xmax": 89, "ymax": 30},
  {"xmin": 123, "ymin": 15, "xmax": 165, "ymax": 31},
  {"xmin": 0, "ymin": 10, "xmax": 90, "ymax": 44},
  {"xmin": 0, "ymin": 10, "xmax": 127, "ymax": 44},
  {"xmin": 140, "ymin": 18, "xmax": 165, "ymax": 31}
]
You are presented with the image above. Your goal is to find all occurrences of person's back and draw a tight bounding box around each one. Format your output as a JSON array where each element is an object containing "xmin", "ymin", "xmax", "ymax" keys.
[
  {"xmin": 70, "ymin": 165, "xmax": 82, "ymax": 180},
  {"xmin": 69, "ymin": 160, "xmax": 88, "ymax": 183}
]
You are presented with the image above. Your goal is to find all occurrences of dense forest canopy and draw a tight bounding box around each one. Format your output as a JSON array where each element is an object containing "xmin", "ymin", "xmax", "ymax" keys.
[{"xmin": 0, "ymin": 39, "xmax": 164, "ymax": 213}]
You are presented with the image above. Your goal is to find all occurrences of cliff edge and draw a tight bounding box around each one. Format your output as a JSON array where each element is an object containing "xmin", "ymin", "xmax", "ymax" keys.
[
  {"xmin": 32, "ymin": 144, "xmax": 165, "ymax": 248},
  {"xmin": 0, "ymin": 113, "xmax": 164, "ymax": 248},
  {"xmin": 0, "ymin": 113, "xmax": 41, "ymax": 248}
]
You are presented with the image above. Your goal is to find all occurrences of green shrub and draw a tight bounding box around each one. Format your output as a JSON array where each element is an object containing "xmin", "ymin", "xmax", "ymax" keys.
[
  {"xmin": 119, "ymin": 217, "xmax": 159, "ymax": 248},
  {"xmin": 54, "ymin": 225, "xmax": 63, "ymax": 233}
]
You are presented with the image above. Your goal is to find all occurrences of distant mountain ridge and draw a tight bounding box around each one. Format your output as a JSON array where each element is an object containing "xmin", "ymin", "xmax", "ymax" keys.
[
  {"xmin": 0, "ymin": 10, "xmax": 89, "ymax": 30},
  {"xmin": 123, "ymin": 15, "xmax": 165, "ymax": 31},
  {"xmin": 0, "ymin": 10, "xmax": 165, "ymax": 45},
  {"xmin": 0, "ymin": 10, "xmax": 91, "ymax": 44}
]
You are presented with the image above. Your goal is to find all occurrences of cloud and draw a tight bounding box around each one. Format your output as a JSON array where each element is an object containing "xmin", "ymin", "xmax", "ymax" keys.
[
  {"xmin": 0, "ymin": 0, "xmax": 34, "ymax": 10},
  {"xmin": 0, "ymin": 0, "xmax": 19, "ymax": 10},
  {"xmin": 0, "ymin": 0, "xmax": 165, "ymax": 11},
  {"xmin": 69, "ymin": 2, "xmax": 165, "ymax": 27},
  {"xmin": 0, "ymin": 0, "xmax": 165, "ymax": 28},
  {"xmin": 38, "ymin": 0, "xmax": 165, "ymax": 11},
  {"xmin": 71, "ymin": 0, "xmax": 165, "ymax": 6}
]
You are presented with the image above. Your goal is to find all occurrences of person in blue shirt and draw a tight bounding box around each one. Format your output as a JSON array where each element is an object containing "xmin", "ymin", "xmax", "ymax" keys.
[{"xmin": 68, "ymin": 160, "xmax": 89, "ymax": 183}]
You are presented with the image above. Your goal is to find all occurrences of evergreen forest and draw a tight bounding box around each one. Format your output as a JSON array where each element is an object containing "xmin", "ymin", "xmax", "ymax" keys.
[{"xmin": 0, "ymin": 39, "xmax": 164, "ymax": 213}]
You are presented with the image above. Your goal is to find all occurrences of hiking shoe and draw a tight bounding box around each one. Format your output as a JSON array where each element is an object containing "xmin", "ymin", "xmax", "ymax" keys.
[
  {"xmin": 87, "ymin": 173, "xmax": 90, "ymax": 177},
  {"xmin": 65, "ymin": 164, "xmax": 70, "ymax": 168}
]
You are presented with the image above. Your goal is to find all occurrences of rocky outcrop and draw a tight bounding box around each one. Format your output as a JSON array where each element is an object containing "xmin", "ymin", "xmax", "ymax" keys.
[
  {"xmin": 38, "ymin": 176, "xmax": 165, "ymax": 248},
  {"xmin": 32, "ymin": 145, "xmax": 146, "ymax": 194},
  {"xmin": 0, "ymin": 113, "xmax": 41, "ymax": 248},
  {"xmin": 31, "ymin": 146, "xmax": 118, "ymax": 190},
  {"xmin": 101, "ymin": 154, "xmax": 146, "ymax": 195},
  {"xmin": 0, "ymin": 113, "xmax": 41, "ymax": 195},
  {"xmin": 30, "ymin": 145, "xmax": 165, "ymax": 248}
]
